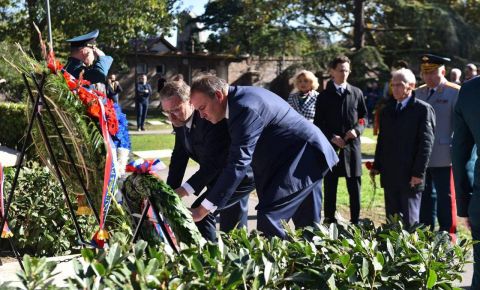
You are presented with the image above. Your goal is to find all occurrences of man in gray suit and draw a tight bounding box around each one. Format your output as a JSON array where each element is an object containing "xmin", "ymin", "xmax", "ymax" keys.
[{"xmin": 416, "ymin": 54, "xmax": 460, "ymax": 239}]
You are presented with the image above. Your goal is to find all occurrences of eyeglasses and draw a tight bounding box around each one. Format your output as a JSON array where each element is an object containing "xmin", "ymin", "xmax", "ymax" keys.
[{"xmin": 162, "ymin": 103, "xmax": 184, "ymax": 117}]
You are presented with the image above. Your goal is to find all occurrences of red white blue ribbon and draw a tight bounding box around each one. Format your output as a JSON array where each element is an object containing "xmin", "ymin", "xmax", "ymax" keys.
[
  {"xmin": 93, "ymin": 92, "xmax": 118, "ymax": 243},
  {"xmin": 126, "ymin": 159, "xmax": 166, "ymax": 177},
  {"xmin": 0, "ymin": 162, "xmax": 13, "ymax": 238}
]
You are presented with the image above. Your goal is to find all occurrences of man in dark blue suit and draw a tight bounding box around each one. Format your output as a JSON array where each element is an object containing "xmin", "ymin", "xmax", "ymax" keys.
[
  {"xmin": 189, "ymin": 76, "xmax": 338, "ymax": 238},
  {"xmin": 160, "ymin": 80, "xmax": 254, "ymax": 241},
  {"xmin": 452, "ymin": 77, "xmax": 480, "ymax": 288}
]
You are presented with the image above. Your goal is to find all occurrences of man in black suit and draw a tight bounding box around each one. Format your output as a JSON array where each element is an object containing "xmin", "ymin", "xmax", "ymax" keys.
[
  {"xmin": 370, "ymin": 68, "xmax": 435, "ymax": 227},
  {"xmin": 160, "ymin": 80, "xmax": 254, "ymax": 241},
  {"xmin": 314, "ymin": 55, "xmax": 367, "ymax": 224}
]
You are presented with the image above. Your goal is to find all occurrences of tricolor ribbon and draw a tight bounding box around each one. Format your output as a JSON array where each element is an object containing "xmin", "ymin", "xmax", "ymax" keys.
[
  {"xmin": 125, "ymin": 159, "xmax": 166, "ymax": 177},
  {"xmin": 0, "ymin": 162, "xmax": 13, "ymax": 239},
  {"xmin": 92, "ymin": 92, "xmax": 119, "ymax": 245}
]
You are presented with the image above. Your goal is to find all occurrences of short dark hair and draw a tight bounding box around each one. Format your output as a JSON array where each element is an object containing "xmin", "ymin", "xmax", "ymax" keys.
[
  {"xmin": 191, "ymin": 75, "xmax": 229, "ymax": 98},
  {"xmin": 329, "ymin": 55, "xmax": 351, "ymax": 69},
  {"xmin": 159, "ymin": 80, "xmax": 190, "ymax": 102}
]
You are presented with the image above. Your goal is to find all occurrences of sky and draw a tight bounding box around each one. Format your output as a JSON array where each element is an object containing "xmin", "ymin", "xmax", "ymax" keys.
[{"xmin": 164, "ymin": 0, "xmax": 209, "ymax": 45}]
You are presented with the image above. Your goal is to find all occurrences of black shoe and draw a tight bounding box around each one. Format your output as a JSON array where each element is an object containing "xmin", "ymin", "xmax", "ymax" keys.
[{"xmin": 141, "ymin": 127, "xmax": 146, "ymax": 131}]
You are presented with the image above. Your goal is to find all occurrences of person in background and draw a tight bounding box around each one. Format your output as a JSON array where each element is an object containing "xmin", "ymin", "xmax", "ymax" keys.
[
  {"xmin": 364, "ymin": 81, "xmax": 382, "ymax": 124},
  {"xmin": 449, "ymin": 68, "xmax": 462, "ymax": 85},
  {"xmin": 107, "ymin": 74, "xmax": 123, "ymax": 103},
  {"xmin": 374, "ymin": 60, "xmax": 409, "ymax": 135},
  {"xmin": 314, "ymin": 55, "xmax": 367, "ymax": 224},
  {"xmin": 464, "ymin": 63, "xmax": 478, "ymax": 82},
  {"xmin": 370, "ymin": 68, "xmax": 435, "ymax": 227},
  {"xmin": 416, "ymin": 54, "xmax": 460, "ymax": 239},
  {"xmin": 64, "ymin": 29, "xmax": 112, "ymax": 87},
  {"xmin": 287, "ymin": 70, "xmax": 319, "ymax": 122},
  {"xmin": 452, "ymin": 76, "xmax": 480, "ymax": 289},
  {"xmin": 136, "ymin": 74, "xmax": 152, "ymax": 131}
]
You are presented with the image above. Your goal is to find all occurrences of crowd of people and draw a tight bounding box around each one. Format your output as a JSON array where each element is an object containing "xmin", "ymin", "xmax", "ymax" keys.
[{"xmin": 64, "ymin": 29, "xmax": 480, "ymax": 287}]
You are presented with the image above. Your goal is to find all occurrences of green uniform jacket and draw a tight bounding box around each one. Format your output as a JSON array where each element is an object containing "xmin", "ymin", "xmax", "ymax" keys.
[{"xmin": 452, "ymin": 77, "xmax": 480, "ymax": 217}]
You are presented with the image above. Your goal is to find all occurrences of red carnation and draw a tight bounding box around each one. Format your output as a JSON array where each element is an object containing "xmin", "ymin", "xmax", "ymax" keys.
[
  {"xmin": 365, "ymin": 161, "xmax": 374, "ymax": 170},
  {"xmin": 358, "ymin": 118, "xmax": 366, "ymax": 126}
]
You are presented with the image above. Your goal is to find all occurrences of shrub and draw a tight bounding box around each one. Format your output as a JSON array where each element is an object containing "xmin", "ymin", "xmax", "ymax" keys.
[
  {"xmin": 1, "ymin": 162, "xmax": 94, "ymax": 256},
  {"xmin": 10, "ymin": 220, "xmax": 473, "ymax": 289},
  {"xmin": 0, "ymin": 102, "xmax": 27, "ymax": 150}
]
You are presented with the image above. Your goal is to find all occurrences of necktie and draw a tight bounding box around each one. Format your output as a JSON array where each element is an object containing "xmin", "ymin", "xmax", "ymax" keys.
[
  {"xmin": 426, "ymin": 88, "xmax": 435, "ymax": 101},
  {"xmin": 337, "ymin": 87, "xmax": 343, "ymax": 95},
  {"xmin": 184, "ymin": 127, "xmax": 193, "ymax": 154},
  {"xmin": 395, "ymin": 103, "xmax": 402, "ymax": 114}
]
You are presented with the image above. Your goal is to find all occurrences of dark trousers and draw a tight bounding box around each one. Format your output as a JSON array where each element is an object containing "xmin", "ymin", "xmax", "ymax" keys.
[
  {"xmin": 192, "ymin": 185, "xmax": 253, "ymax": 242},
  {"xmin": 384, "ymin": 187, "xmax": 422, "ymax": 227},
  {"xmin": 323, "ymin": 172, "xmax": 361, "ymax": 223},
  {"xmin": 257, "ymin": 180, "xmax": 322, "ymax": 239},
  {"xmin": 419, "ymin": 167, "xmax": 457, "ymax": 234},
  {"xmin": 136, "ymin": 99, "xmax": 149, "ymax": 129}
]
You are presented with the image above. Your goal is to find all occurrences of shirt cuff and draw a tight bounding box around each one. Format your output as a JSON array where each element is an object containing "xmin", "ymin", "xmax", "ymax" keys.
[
  {"xmin": 201, "ymin": 199, "xmax": 218, "ymax": 213},
  {"xmin": 181, "ymin": 182, "xmax": 195, "ymax": 196}
]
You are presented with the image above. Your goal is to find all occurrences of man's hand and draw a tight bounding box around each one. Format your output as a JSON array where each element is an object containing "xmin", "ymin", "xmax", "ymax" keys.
[
  {"xmin": 409, "ymin": 176, "xmax": 423, "ymax": 188},
  {"xmin": 174, "ymin": 187, "xmax": 188, "ymax": 198},
  {"xmin": 331, "ymin": 135, "xmax": 346, "ymax": 148},
  {"xmin": 190, "ymin": 205, "xmax": 209, "ymax": 222},
  {"xmin": 370, "ymin": 169, "xmax": 379, "ymax": 177},
  {"xmin": 93, "ymin": 47, "xmax": 105, "ymax": 57},
  {"xmin": 344, "ymin": 129, "xmax": 358, "ymax": 141}
]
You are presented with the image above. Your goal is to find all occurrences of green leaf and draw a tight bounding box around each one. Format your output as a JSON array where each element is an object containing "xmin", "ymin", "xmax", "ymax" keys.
[
  {"xmin": 427, "ymin": 269, "xmax": 437, "ymax": 289},
  {"xmin": 106, "ymin": 243, "xmax": 121, "ymax": 268},
  {"xmin": 339, "ymin": 253, "xmax": 350, "ymax": 267},
  {"xmin": 361, "ymin": 258, "xmax": 369, "ymax": 280},
  {"xmin": 92, "ymin": 262, "xmax": 107, "ymax": 277}
]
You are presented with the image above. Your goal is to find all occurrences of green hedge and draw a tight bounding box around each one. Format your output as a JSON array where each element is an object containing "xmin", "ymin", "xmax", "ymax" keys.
[{"xmin": 0, "ymin": 102, "xmax": 27, "ymax": 150}]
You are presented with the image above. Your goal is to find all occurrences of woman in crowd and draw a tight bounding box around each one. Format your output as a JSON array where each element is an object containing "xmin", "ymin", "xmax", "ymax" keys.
[{"xmin": 287, "ymin": 70, "xmax": 319, "ymax": 122}]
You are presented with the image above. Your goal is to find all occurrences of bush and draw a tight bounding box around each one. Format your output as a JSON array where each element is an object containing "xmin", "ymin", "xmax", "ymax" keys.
[
  {"xmin": 0, "ymin": 102, "xmax": 27, "ymax": 150},
  {"xmin": 1, "ymin": 162, "xmax": 94, "ymax": 256},
  {"xmin": 9, "ymin": 220, "xmax": 473, "ymax": 289}
]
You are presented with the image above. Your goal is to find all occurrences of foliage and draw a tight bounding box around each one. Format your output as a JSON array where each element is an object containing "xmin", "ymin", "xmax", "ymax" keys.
[
  {"xmin": 0, "ymin": 0, "xmax": 178, "ymax": 70},
  {"xmin": 0, "ymin": 102, "xmax": 27, "ymax": 150},
  {"xmin": 0, "ymin": 42, "xmax": 28, "ymax": 101},
  {"xmin": 11, "ymin": 219, "xmax": 473, "ymax": 289},
  {"xmin": 16, "ymin": 255, "xmax": 58, "ymax": 290},
  {"xmin": 1, "ymin": 162, "xmax": 90, "ymax": 256},
  {"xmin": 123, "ymin": 173, "xmax": 203, "ymax": 246}
]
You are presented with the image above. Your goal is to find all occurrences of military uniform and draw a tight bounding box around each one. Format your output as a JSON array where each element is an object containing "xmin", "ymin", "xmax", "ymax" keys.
[
  {"xmin": 416, "ymin": 54, "xmax": 459, "ymax": 237},
  {"xmin": 64, "ymin": 30, "xmax": 113, "ymax": 87},
  {"xmin": 452, "ymin": 77, "xmax": 480, "ymax": 289}
]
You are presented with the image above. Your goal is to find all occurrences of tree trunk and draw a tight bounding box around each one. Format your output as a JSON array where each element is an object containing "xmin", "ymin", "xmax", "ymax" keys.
[{"xmin": 353, "ymin": 0, "xmax": 365, "ymax": 50}]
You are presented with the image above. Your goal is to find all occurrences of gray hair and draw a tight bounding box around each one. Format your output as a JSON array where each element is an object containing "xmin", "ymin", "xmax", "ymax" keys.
[
  {"xmin": 391, "ymin": 68, "xmax": 416, "ymax": 85},
  {"xmin": 191, "ymin": 75, "xmax": 229, "ymax": 98},
  {"xmin": 451, "ymin": 68, "xmax": 462, "ymax": 77},
  {"xmin": 159, "ymin": 80, "xmax": 190, "ymax": 102}
]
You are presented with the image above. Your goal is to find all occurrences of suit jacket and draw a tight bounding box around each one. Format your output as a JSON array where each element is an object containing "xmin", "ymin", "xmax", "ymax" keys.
[
  {"xmin": 416, "ymin": 80, "xmax": 460, "ymax": 167},
  {"xmin": 374, "ymin": 94, "xmax": 435, "ymax": 191},
  {"xmin": 64, "ymin": 56, "xmax": 113, "ymax": 84},
  {"xmin": 205, "ymin": 86, "xmax": 339, "ymax": 209},
  {"xmin": 452, "ymin": 77, "xmax": 480, "ymax": 218},
  {"xmin": 167, "ymin": 111, "xmax": 254, "ymax": 196},
  {"xmin": 314, "ymin": 80, "xmax": 367, "ymax": 177}
]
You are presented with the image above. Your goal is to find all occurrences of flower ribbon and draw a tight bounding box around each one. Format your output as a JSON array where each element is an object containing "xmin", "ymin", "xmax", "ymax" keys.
[
  {"xmin": 126, "ymin": 159, "xmax": 166, "ymax": 177},
  {"xmin": 0, "ymin": 162, "xmax": 13, "ymax": 239},
  {"xmin": 92, "ymin": 96, "xmax": 119, "ymax": 244}
]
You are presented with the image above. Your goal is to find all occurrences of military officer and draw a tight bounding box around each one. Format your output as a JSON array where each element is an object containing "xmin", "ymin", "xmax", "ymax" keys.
[
  {"xmin": 64, "ymin": 30, "xmax": 113, "ymax": 86},
  {"xmin": 416, "ymin": 54, "xmax": 460, "ymax": 239}
]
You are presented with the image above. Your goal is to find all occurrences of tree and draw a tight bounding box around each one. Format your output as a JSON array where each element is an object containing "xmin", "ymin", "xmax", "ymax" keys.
[{"xmin": 0, "ymin": 0, "xmax": 178, "ymax": 68}]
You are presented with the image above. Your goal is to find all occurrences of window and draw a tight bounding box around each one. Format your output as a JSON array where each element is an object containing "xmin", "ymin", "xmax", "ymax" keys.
[
  {"xmin": 156, "ymin": 64, "xmax": 165, "ymax": 75},
  {"xmin": 136, "ymin": 63, "xmax": 147, "ymax": 74}
]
